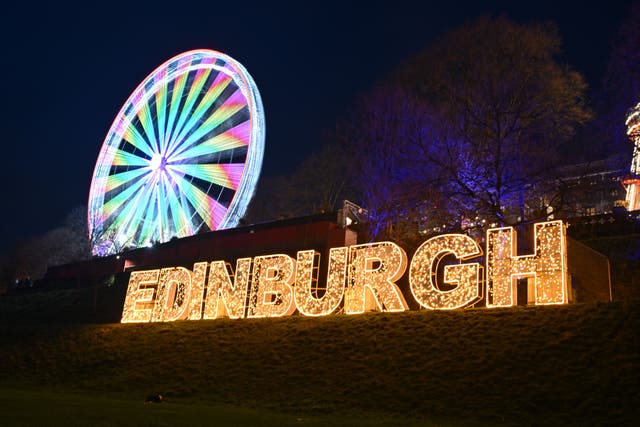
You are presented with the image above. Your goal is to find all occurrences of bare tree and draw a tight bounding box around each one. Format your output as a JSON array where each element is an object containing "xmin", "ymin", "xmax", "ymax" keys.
[
  {"xmin": 337, "ymin": 85, "xmax": 461, "ymax": 246},
  {"xmin": 245, "ymin": 140, "xmax": 354, "ymax": 224},
  {"xmin": 5, "ymin": 205, "xmax": 92, "ymax": 281},
  {"xmin": 62, "ymin": 205, "xmax": 92, "ymax": 261},
  {"xmin": 395, "ymin": 16, "xmax": 591, "ymax": 226},
  {"xmin": 253, "ymin": 17, "xmax": 592, "ymax": 247}
]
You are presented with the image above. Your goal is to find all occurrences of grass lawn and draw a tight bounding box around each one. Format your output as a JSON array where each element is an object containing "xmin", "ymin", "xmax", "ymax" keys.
[
  {"xmin": 0, "ymin": 299, "xmax": 638, "ymax": 426},
  {"xmin": 0, "ymin": 388, "xmax": 438, "ymax": 427}
]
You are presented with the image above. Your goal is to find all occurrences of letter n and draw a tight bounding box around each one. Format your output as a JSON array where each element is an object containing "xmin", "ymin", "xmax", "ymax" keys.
[{"xmin": 203, "ymin": 259, "xmax": 252, "ymax": 319}]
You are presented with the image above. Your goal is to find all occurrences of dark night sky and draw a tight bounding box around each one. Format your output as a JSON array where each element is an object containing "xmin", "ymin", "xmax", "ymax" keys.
[{"xmin": 1, "ymin": 0, "xmax": 635, "ymax": 250}]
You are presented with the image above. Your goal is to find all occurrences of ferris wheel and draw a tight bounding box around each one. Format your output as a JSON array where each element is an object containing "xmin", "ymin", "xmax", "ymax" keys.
[{"xmin": 88, "ymin": 50, "xmax": 265, "ymax": 256}]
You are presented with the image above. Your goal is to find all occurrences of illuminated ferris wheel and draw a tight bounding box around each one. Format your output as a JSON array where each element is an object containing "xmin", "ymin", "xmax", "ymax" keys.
[{"xmin": 88, "ymin": 50, "xmax": 265, "ymax": 256}]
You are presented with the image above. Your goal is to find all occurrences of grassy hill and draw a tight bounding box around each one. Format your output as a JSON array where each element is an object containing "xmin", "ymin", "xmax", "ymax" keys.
[{"xmin": 0, "ymin": 292, "xmax": 638, "ymax": 426}]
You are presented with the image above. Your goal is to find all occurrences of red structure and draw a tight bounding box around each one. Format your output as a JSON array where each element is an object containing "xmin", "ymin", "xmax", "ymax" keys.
[
  {"xmin": 46, "ymin": 212, "xmax": 357, "ymax": 281},
  {"xmin": 44, "ymin": 212, "xmax": 614, "ymax": 306}
]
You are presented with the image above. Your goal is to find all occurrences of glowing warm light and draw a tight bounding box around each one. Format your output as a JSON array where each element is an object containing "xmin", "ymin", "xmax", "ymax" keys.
[
  {"xmin": 486, "ymin": 220, "xmax": 567, "ymax": 307},
  {"xmin": 88, "ymin": 49, "xmax": 265, "ymax": 256},
  {"xmin": 187, "ymin": 262, "xmax": 208, "ymax": 320},
  {"xmin": 409, "ymin": 234, "xmax": 483, "ymax": 310},
  {"xmin": 121, "ymin": 269, "xmax": 160, "ymax": 323},
  {"xmin": 345, "ymin": 242, "xmax": 408, "ymax": 314},
  {"xmin": 247, "ymin": 254, "xmax": 296, "ymax": 318},
  {"xmin": 203, "ymin": 259, "xmax": 252, "ymax": 319},
  {"xmin": 152, "ymin": 267, "xmax": 193, "ymax": 321},
  {"xmin": 294, "ymin": 248, "xmax": 348, "ymax": 316},
  {"xmin": 120, "ymin": 220, "xmax": 572, "ymax": 323}
]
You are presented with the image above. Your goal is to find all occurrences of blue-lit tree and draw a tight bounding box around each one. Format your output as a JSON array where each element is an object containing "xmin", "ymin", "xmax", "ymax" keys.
[
  {"xmin": 341, "ymin": 86, "xmax": 463, "ymax": 245},
  {"xmin": 245, "ymin": 140, "xmax": 356, "ymax": 223},
  {"xmin": 345, "ymin": 16, "xmax": 591, "ymax": 244},
  {"xmin": 403, "ymin": 16, "xmax": 590, "ymax": 222}
]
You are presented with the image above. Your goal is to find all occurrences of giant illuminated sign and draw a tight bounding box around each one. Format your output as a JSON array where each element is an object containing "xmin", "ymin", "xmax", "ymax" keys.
[{"xmin": 121, "ymin": 220, "xmax": 568, "ymax": 323}]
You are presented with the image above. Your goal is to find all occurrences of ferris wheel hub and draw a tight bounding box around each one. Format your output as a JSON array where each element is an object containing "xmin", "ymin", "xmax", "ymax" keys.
[{"xmin": 149, "ymin": 154, "xmax": 166, "ymax": 171}]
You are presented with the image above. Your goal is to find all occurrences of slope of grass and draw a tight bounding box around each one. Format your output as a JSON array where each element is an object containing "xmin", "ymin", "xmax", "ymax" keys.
[
  {"xmin": 1, "ymin": 302, "xmax": 638, "ymax": 426},
  {"xmin": 0, "ymin": 281, "xmax": 126, "ymax": 324}
]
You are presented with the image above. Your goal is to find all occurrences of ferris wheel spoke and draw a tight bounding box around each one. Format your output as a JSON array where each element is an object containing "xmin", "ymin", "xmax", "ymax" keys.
[
  {"xmin": 116, "ymin": 185, "xmax": 156, "ymax": 245},
  {"xmin": 111, "ymin": 148, "xmax": 153, "ymax": 167},
  {"xmin": 155, "ymin": 173, "xmax": 170, "ymax": 242},
  {"xmin": 171, "ymin": 89, "xmax": 247, "ymax": 159},
  {"xmin": 136, "ymin": 96, "xmax": 160, "ymax": 154},
  {"xmin": 162, "ymin": 173, "xmax": 194, "ymax": 236},
  {"xmin": 170, "ymin": 120, "xmax": 250, "ymax": 162},
  {"xmin": 114, "ymin": 181, "xmax": 157, "ymax": 237},
  {"xmin": 121, "ymin": 123, "xmax": 155, "ymax": 158},
  {"xmin": 108, "ymin": 115, "xmax": 156, "ymax": 159},
  {"xmin": 165, "ymin": 68, "xmax": 213, "ymax": 155},
  {"xmin": 159, "ymin": 172, "xmax": 181, "ymax": 237},
  {"xmin": 101, "ymin": 172, "xmax": 156, "ymax": 221},
  {"xmin": 154, "ymin": 70, "xmax": 169, "ymax": 153},
  {"xmin": 104, "ymin": 167, "xmax": 150, "ymax": 192},
  {"xmin": 192, "ymin": 72, "xmax": 232, "ymax": 120},
  {"xmin": 136, "ymin": 188, "xmax": 161, "ymax": 246},
  {"xmin": 104, "ymin": 177, "xmax": 157, "ymax": 247},
  {"xmin": 171, "ymin": 171, "xmax": 227, "ymax": 230},
  {"xmin": 169, "ymin": 163, "xmax": 244, "ymax": 190},
  {"xmin": 165, "ymin": 71, "xmax": 233, "ymax": 157},
  {"xmin": 163, "ymin": 72, "xmax": 189, "ymax": 154}
]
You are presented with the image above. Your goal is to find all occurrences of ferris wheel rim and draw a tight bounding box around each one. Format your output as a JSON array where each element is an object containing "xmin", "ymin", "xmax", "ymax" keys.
[{"xmin": 88, "ymin": 49, "xmax": 265, "ymax": 256}]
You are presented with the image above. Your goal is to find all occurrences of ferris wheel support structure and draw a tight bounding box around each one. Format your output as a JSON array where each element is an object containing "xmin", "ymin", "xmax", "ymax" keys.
[{"xmin": 624, "ymin": 103, "xmax": 640, "ymax": 212}]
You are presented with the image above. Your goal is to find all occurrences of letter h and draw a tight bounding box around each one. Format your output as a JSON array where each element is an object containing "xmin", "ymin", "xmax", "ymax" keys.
[{"xmin": 486, "ymin": 221, "xmax": 568, "ymax": 307}]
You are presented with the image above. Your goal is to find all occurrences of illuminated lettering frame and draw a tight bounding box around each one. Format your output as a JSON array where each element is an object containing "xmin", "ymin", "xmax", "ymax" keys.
[
  {"xmin": 486, "ymin": 221, "xmax": 568, "ymax": 307},
  {"xmin": 121, "ymin": 220, "xmax": 570, "ymax": 323},
  {"xmin": 203, "ymin": 259, "xmax": 252, "ymax": 320},
  {"xmin": 409, "ymin": 234, "xmax": 483, "ymax": 310},
  {"xmin": 247, "ymin": 254, "xmax": 296, "ymax": 318},
  {"xmin": 345, "ymin": 242, "xmax": 408, "ymax": 314},
  {"xmin": 295, "ymin": 248, "xmax": 348, "ymax": 316}
]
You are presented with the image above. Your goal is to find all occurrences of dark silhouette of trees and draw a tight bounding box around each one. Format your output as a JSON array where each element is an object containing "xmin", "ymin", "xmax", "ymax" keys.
[
  {"xmin": 399, "ymin": 16, "xmax": 591, "ymax": 223},
  {"xmin": 61, "ymin": 205, "xmax": 92, "ymax": 261},
  {"xmin": 594, "ymin": 1, "xmax": 640, "ymax": 160},
  {"xmin": 342, "ymin": 16, "xmax": 591, "ymax": 243},
  {"xmin": 244, "ymin": 140, "xmax": 355, "ymax": 223},
  {"xmin": 4, "ymin": 206, "xmax": 91, "ymax": 282},
  {"xmin": 337, "ymin": 85, "xmax": 455, "ymax": 245}
]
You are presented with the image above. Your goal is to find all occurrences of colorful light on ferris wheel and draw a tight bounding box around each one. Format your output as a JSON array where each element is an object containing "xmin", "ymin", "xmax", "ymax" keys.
[{"xmin": 88, "ymin": 50, "xmax": 265, "ymax": 256}]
